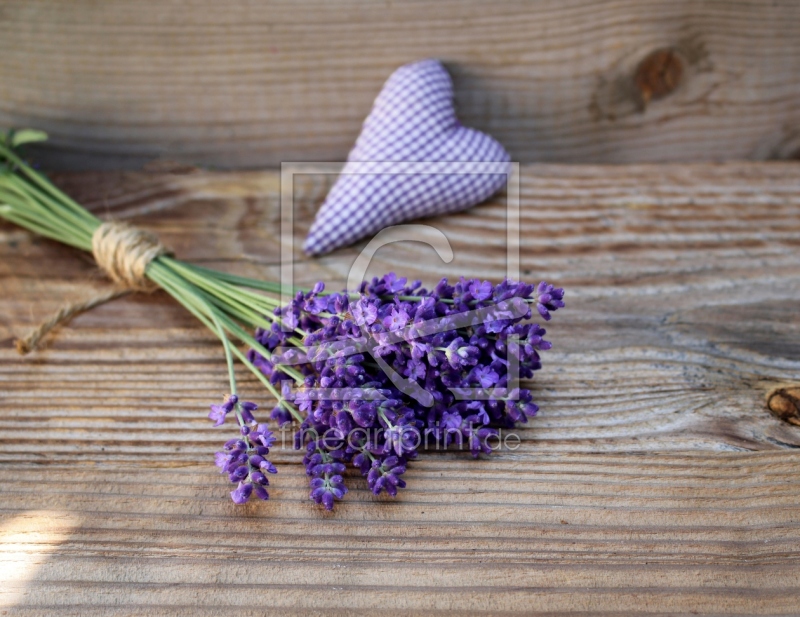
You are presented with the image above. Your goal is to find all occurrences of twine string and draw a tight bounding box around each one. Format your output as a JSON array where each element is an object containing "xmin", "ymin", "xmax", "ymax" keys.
[{"xmin": 15, "ymin": 221, "xmax": 169, "ymax": 355}]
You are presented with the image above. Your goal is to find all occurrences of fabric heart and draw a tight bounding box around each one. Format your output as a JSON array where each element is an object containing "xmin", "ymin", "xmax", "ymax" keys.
[{"xmin": 304, "ymin": 59, "xmax": 510, "ymax": 255}]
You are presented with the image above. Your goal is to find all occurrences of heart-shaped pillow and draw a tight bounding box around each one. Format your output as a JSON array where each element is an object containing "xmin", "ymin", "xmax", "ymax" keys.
[{"xmin": 304, "ymin": 59, "xmax": 511, "ymax": 255}]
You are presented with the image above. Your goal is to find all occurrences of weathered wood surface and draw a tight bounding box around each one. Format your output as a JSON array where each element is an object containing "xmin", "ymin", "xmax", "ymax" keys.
[
  {"xmin": 1, "ymin": 162, "xmax": 800, "ymax": 614},
  {"xmin": 2, "ymin": 1, "xmax": 800, "ymax": 170}
]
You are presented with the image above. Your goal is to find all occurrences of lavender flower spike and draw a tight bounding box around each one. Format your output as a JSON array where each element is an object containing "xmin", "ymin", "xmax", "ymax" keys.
[{"xmin": 213, "ymin": 394, "xmax": 277, "ymax": 504}]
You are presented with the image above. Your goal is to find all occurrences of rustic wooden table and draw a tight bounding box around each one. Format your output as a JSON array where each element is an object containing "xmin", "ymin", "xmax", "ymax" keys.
[{"xmin": 1, "ymin": 163, "xmax": 799, "ymax": 615}]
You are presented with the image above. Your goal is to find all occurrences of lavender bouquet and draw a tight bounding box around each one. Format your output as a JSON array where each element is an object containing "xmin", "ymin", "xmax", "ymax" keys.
[{"xmin": 0, "ymin": 131, "xmax": 564, "ymax": 510}]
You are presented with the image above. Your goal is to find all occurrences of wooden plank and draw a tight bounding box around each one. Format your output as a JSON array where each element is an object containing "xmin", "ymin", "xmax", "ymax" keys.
[
  {"xmin": 1, "ymin": 1, "xmax": 800, "ymax": 170},
  {"xmin": 1, "ymin": 163, "xmax": 800, "ymax": 614},
  {"xmin": 1, "ymin": 454, "xmax": 800, "ymax": 616}
]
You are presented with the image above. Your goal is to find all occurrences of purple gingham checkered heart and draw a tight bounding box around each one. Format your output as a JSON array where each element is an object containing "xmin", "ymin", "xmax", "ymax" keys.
[{"xmin": 304, "ymin": 59, "xmax": 511, "ymax": 255}]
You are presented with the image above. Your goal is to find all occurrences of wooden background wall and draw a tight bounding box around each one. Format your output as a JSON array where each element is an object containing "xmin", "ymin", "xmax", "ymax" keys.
[{"xmin": 1, "ymin": 0, "xmax": 799, "ymax": 170}]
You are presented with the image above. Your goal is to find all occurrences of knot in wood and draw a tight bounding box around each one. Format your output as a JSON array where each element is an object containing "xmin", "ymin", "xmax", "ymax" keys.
[
  {"xmin": 767, "ymin": 386, "xmax": 800, "ymax": 426},
  {"xmin": 635, "ymin": 49, "xmax": 683, "ymax": 104}
]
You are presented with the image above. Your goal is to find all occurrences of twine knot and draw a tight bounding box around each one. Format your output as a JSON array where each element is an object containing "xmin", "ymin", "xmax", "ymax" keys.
[
  {"xmin": 15, "ymin": 221, "xmax": 170, "ymax": 354},
  {"xmin": 91, "ymin": 221, "xmax": 168, "ymax": 292}
]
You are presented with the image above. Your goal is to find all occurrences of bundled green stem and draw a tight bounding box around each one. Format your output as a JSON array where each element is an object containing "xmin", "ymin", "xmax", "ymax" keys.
[{"xmin": 0, "ymin": 130, "xmax": 304, "ymax": 421}]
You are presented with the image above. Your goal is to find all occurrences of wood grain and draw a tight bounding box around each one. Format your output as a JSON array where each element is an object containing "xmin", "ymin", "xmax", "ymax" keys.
[
  {"xmin": 1, "ymin": 1, "xmax": 800, "ymax": 170},
  {"xmin": 1, "ymin": 163, "xmax": 800, "ymax": 614}
]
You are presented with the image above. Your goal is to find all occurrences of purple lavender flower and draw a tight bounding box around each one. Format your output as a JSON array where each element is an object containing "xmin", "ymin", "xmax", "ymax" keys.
[
  {"xmin": 350, "ymin": 400, "xmax": 377, "ymax": 427},
  {"xmin": 230, "ymin": 481, "xmax": 253, "ymax": 504},
  {"xmin": 534, "ymin": 281, "xmax": 566, "ymax": 321},
  {"xmin": 302, "ymin": 439, "xmax": 349, "ymax": 510},
  {"xmin": 383, "ymin": 306, "xmax": 409, "ymax": 332},
  {"xmin": 208, "ymin": 394, "xmax": 238, "ymax": 427},
  {"xmin": 309, "ymin": 475, "xmax": 348, "ymax": 510},
  {"xmin": 367, "ymin": 455, "xmax": 408, "ymax": 497},
  {"xmin": 304, "ymin": 295, "xmax": 329, "ymax": 315},
  {"xmin": 214, "ymin": 422, "xmax": 277, "ymax": 504},
  {"xmin": 439, "ymin": 410, "xmax": 464, "ymax": 448},
  {"xmin": 506, "ymin": 389, "xmax": 539, "ymax": 423},
  {"xmin": 239, "ymin": 401, "xmax": 258, "ymax": 424},
  {"xmin": 470, "ymin": 365, "xmax": 499, "ymax": 388},
  {"xmin": 380, "ymin": 273, "xmax": 408, "ymax": 294},
  {"xmin": 444, "ymin": 338, "xmax": 480, "ymax": 369},
  {"xmin": 352, "ymin": 298, "xmax": 378, "ymax": 326},
  {"xmin": 383, "ymin": 423, "xmax": 418, "ymax": 457},
  {"xmin": 467, "ymin": 279, "xmax": 493, "ymax": 302},
  {"xmin": 245, "ymin": 273, "xmax": 564, "ymax": 510}
]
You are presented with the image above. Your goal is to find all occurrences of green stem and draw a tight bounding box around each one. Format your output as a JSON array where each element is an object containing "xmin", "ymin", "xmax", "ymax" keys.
[
  {"xmin": 165, "ymin": 259, "xmax": 310, "ymax": 337},
  {"xmin": 1, "ymin": 139, "xmax": 316, "ymax": 428},
  {"xmin": 151, "ymin": 261, "xmax": 307, "ymax": 384},
  {"xmin": 148, "ymin": 262, "xmax": 304, "ymax": 423},
  {"xmin": 210, "ymin": 311, "xmax": 237, "ymax": 395},
  {"xmin": 0, "ymin": 142, "xmax": 101, "ymax": 227}
]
